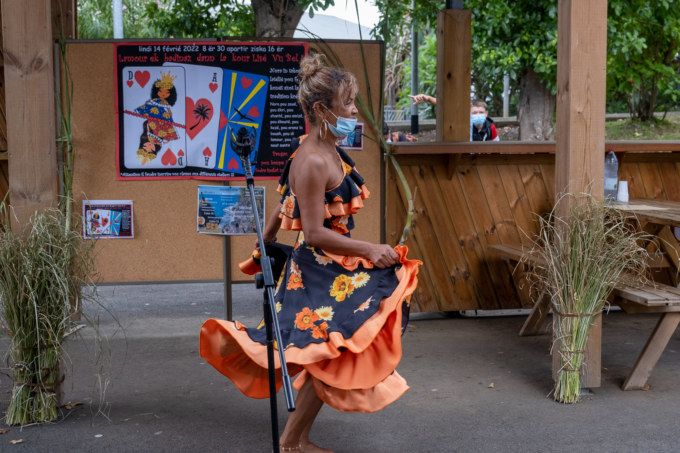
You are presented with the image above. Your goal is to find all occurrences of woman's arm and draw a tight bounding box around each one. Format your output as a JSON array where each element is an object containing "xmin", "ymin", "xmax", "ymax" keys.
[{"xmin": 294, "ymin": 153, "xmax": 399, "ymax": 269}]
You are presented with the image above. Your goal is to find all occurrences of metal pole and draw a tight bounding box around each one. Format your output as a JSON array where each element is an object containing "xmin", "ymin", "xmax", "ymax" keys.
[
  {"xmin": 223, "ymin": 236, "xmax": 232, "ymax": 321},
  {"xmin": 112, "ymin": 0, "xmax": 124, "ymax": 38},
  {"xmin": 446, "ymin": 0, "xmax": 463, "ymax": 9},
  {"xmin": 410, "ymin": 0, "xmax": 419, "ymax": 134},
  {"xmin": 503, "ymin": 74, "xmax": 510, "ymax": 118}
]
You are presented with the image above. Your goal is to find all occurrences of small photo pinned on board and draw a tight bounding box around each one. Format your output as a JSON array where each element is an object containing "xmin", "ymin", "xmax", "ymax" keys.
[
  {"xmin": 83, "ymin": 200, "xmax": 134, "ymax": 239},
  {"xmin": 336, "ymin": 123, "xmax": 364, "ymax": 150}
]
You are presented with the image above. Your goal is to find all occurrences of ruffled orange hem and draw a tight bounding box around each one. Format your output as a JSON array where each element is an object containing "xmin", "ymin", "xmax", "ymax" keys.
[
  {"xmin": 293, "ymin": 369, "xmax": 410, "ymax": 413},
  {"xmin": 325, "ymin": 185, "xmax": 369, "ymax": 217},
  {"xmin": 277, "ymin": 185, "xmax": 370, "ymax": 232},
  {"xmin": 199, "ymin": 246, "xmax": 420, "ymax": 411},
  {"xmin": 279, "ymin": 215, "xmax": 302, "ymax": 231}
]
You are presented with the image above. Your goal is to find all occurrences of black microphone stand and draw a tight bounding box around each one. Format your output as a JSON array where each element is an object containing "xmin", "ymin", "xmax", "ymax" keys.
[{"xmin": 232, "ymin": 127, "xmax": 295, "ymax": 453}]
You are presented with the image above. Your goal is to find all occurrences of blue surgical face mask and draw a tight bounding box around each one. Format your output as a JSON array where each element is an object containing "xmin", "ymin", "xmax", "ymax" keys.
[
  {"xmin": 326, "ymin": 110, "xmax": 358, "ymax": 138},
  {"xmin": 471, "ymin": 113, "xmax": 486, "ymax": 126}
]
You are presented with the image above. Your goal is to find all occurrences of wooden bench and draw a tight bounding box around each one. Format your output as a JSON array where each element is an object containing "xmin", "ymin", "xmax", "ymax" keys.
[{"xmin": 488, "ymin": 243, "xmax": 680, "ymax": 390}]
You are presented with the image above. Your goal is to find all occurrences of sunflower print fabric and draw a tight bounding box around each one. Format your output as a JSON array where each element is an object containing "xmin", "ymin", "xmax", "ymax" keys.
[{"xmin": 242, "ymin": 236, "xmax": 400, "ymax": 351}]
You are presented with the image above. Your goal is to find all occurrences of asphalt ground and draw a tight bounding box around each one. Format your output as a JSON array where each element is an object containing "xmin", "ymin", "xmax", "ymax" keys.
[{"xmin": 1, "ymin": 282, "xmax": 680, "ymax": 452}]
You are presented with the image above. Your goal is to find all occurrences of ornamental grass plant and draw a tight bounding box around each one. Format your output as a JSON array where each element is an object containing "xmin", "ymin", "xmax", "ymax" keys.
[
  {"xmin": 0, "ymin": 207, "xmax": 97, "ymax": 425},
  {"xmin": 529, "ymin": 194, "xmax": 650, "ymax": 403}
]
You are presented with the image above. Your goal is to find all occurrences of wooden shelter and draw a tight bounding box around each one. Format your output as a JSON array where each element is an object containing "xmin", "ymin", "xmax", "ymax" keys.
[{"xmin": 4, "ymin": 0, "xmax": 679, "ymax": 389}]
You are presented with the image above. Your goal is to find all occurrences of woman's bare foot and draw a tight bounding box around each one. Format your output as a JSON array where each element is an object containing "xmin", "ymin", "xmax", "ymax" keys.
[{"xmin": 300, "ymin": 439, "xmax": 334, "ymax": 453}]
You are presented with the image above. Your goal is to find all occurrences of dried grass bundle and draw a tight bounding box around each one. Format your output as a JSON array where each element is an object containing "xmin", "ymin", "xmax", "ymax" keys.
[
  {"xmin": 0, "ymin": 208, "xmax": 95, "ymax": 424},
  {"xmin": 530, "ymin": 194, "xmax": 650, "ymax": 403}
]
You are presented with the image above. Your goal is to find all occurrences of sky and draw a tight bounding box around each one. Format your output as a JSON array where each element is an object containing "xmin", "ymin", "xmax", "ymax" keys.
[{"xmin": 310, "ymin": 0, "xmax": 381, "ymax": 28}]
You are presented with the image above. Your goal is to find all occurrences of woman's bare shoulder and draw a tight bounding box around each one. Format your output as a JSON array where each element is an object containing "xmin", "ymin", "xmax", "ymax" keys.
[
  {"xmin": 289, "ymin": 142, "xmax": 328, "ymax": 191},
  {"xmin": 291, "ymin": 142, "xmax": 327, "ymax": 172}
]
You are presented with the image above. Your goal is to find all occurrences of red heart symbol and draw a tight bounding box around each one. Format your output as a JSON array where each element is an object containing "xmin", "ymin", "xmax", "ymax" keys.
[
  {"xmin": 135, "ymin": 70, "xmax": 150, "ymax": 88},
  {"xmin": 185, "ymin": 97, "xmax": 214, "ymax": 140},
  {"xmin": 219, "ymin": 111, "xmax": 228, "ymax": 130},
  {"xmin": 227, "ymin": 158, "xmax": 239, "ymax": 170},
  {"xmin": 161, "ymin": 149, "xmax": 177, "ymax": 166},
  {"xmin": 209, "ymin": 82, "xmax": 218, "ymax": 93},
  {"xmin": 203, "ymin": 147, "xmax": 212, "ymax": 157},
  {"xmin": 126, "ymin": 80, "xmax": 134, "ymax": 88},
  {"xmin": 241, "ymin": 77, "xmax": 252, "ymax": 89},
  {"xmin": 178, "ymin": 149, "xmax": 184, "ymax": 157},
  {"xmin": 247, "ymin": 106, "xmax": 260, "ymax": 118}
]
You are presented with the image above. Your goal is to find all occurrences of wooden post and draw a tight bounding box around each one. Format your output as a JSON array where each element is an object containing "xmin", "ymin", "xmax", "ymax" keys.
[
  {"xmin": 554, "ymin": 0, "xmax": 608, "ymax": 388},
  {"xmin": 436, "ymin": 9, "xmax": 471, "ymax": 143},
  {"xmin": 51, "ymin": 0, "xmax": 78, "ymax": 40},
  {"xmin": 0, "ymin": 6, "xmax": 7, "ymax": 152},
  {"xmin": 2, "ymin": 0, "xmax": 59, "ymax": 229}
]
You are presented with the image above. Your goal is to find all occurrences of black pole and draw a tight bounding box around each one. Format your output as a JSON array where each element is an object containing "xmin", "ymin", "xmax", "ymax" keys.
[
  {"xmin": 233, "ymin": 127, "xmax": 295, "ymax": 452},
  {"xmin": 446, "ymin": 0, "xmax": 463, "ymax": 9}
]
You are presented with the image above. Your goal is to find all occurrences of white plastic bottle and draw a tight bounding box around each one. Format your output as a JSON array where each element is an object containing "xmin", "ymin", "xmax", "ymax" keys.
[{"xmin": 604, "ymin": 150, "xmax": 618, "ymax": 200}]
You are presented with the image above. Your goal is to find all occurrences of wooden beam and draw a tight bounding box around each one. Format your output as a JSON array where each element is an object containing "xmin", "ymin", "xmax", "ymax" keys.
[
  {"xmin": 555, "ymin": 0, "xmax": 608, "ymax": 202},
  {"xmin": 436, "ymin": 9, "xmax": 471, "ymax": 143},
  {"xmin": 2, "ymin": 0, "xmax": 59, "ymax": 228},
  {"xmin": 553, "ymin": 0, "xmax": 609, "ymax": 389},
  {"xmin": 390, "ymin": 141, "xmax": 680, "ymax": 155},
  {"xmin": 0, "ymin": 5, "xmax": 6, "ymax": 152},
  {"xmin": 51, "ymin": 0, "xmax": 77, "ymax": 40}
]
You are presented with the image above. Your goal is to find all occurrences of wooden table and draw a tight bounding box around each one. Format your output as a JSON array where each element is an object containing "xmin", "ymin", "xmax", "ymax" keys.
[
  {"xmin": 615, "ymin": 198, "xmax": 680, "ymax": 282},
  {"xmin": 491, "ymin": 198, "xmax": 680, "ymax": 390},
  {"xmin": 611, "ymin": 199, "xmax": 680, "ymax": 389}
]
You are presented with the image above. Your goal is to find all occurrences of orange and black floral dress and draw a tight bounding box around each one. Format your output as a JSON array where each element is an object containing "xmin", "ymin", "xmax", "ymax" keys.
[{"xmin": 200, "ymin": 137, "xmax": 420, "ymax": 413}]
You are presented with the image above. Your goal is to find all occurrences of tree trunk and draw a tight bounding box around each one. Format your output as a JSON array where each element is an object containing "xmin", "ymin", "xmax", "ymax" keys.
[
  {"xmin": 251, "ymin": 0, "xmax": 304, "ymax": 38},
  {"xmin": 518, "ymin": 68, "xmax": 556, "ymax": 141}
]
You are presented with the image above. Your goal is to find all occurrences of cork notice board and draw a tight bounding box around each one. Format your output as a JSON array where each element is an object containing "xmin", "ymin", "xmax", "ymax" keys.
[{"xmin": 68, "ymin": 40, "xmax": 384, "ymax": 283}]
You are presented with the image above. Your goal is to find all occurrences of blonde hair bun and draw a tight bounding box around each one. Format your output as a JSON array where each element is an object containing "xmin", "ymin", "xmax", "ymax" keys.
[{"xmin": 297, "ymin": 54, "xmax": 327, "ymax": 82}]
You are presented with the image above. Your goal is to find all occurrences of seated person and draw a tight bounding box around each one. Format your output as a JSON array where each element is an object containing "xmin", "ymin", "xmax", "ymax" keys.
[
  {"xmin": 470, "ymin": 99, "xmax": 499, "ymax": 142},
  {"xmin": 409, "ymin": 95, "xmax": 500, "ymax": 142},
  {"xmin": 383, "ymin": 123, "xmax": 417, "ymax": 142}
]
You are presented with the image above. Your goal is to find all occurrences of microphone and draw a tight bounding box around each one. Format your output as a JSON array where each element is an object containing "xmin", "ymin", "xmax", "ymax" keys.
[
  {"xmin": 230, "ymin": 126, "xmax": 257, "ymax": 158},
  {"xmin": 231, "ymin": 126, "xmax": 257, "ymax": 184}
]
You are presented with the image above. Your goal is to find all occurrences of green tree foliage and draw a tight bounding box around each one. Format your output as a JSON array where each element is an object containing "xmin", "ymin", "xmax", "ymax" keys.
[
  {"xmin": 144, "ymin": 0, "xmax": 255, "ymax": 38},
  {"xmin": 380, "ymin": 0, "xmax": 680, "ymax": 134},
  {"xmin": 607, "ymin": 1, "xmax": 680, "ymax": 120},
  {"xmin": 373, "ymin": 0, "xmax": 441, "ymax": 44},
  {"xmin": 78, "ymin": 0, "xmax": 339, "ymax": 39},
  {"xmin": 396, "ymin": 33, "xmax": 437, "ymax": 118},
  {"xmin": 78, "ymin": 0, "xmax": 162, "ymax": 38}
]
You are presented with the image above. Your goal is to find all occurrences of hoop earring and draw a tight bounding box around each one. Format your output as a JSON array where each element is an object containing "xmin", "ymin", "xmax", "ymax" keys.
[{"xmin": 320, "ymin": 120, "xmax": 328, "ymax": 140}]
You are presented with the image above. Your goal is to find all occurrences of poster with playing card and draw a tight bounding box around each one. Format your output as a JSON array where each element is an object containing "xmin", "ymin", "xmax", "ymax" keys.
[
  {"xmin": 115, "ymin": 42, "xmax": 308, "ymax": 181},
  {"xmin": 83, "ymin": 200, "xmax": 134, "ymax": 239},
  {"xmin": 121, "ymin": 66, "xmax": 187, "ymax": 169},
  {"xmin": 162, "ymin": 63, "xmax": 223, "ymax": 169},
  {"xmin": 197, "ymin": 186, "xmax": 264, "ymax": 235},
  {"xmin": 215, "ymin": 69, "xmax": 268, "ymax": 175}
]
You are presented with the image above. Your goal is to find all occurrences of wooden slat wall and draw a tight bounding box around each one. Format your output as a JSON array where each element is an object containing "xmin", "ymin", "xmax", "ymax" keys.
[
  {"xmin": 0, "ymin": 5, "xmax": 8, "ymax": 206},
  {"xmin": 387, "ymin": 152, "xmax": 680, "ymax": 312}
]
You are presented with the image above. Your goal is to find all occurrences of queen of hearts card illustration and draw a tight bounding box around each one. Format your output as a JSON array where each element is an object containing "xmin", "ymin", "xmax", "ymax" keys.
[{"xmin": 122, "ymin": 66, "xmax": 187, "ymax": 169}]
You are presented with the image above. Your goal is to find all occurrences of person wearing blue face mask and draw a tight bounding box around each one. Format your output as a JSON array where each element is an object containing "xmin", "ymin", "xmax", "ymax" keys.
[
  {"xmin": 200, "ymin": 54, "xmax": 421, "ymax": 453},
  {"xmin": 470, "ymin": 98, "xmax": 499, "ymax": 141},
  {"xmin": 410, "ymin": 95, "xmax": 500, "ymax": 142}
]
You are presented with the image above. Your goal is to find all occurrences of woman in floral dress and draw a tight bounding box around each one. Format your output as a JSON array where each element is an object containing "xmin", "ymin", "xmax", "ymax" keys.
[{"xmin": 200, "ymin": 54, "xmax": 420, "ymax": 452}]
